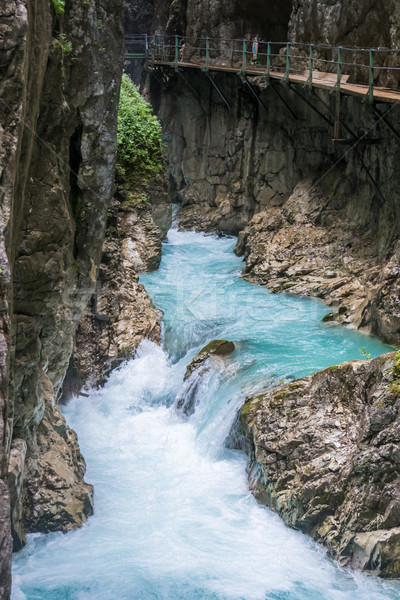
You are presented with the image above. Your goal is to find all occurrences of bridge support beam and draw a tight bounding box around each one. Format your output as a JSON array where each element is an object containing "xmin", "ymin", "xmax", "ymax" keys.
[
  {"xmin": 238, "ymin": 75, "xmax": 269, "ymax": 112},
  {"xmin": 269, "ymin": 82, "xmax": 297, "ymax": 119},
  {"xmin": 289, "ymin": 85, "xmax": 332, "ymax": 127},
  {"xmin": 334, "ymin": 90, "xmax": 341, "ymax": 139},
  {"xmin": 206, "ymin": 74, "xmax": 231, "ymax": 109},
  {"xmin": 177, "ymin": 70, "xmax": 207, "ymax": 115},
  {"xmin": 375, "ymin": 106, "xmax": 400, "ymax": 142},
  {"xmin": 312, "ymin": 89, "xmax": 385, "ymax": 200}
]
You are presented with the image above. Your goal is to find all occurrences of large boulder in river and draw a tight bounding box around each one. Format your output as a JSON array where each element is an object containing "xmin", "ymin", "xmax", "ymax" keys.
[
  {"xmin": 176, "ymin": 340, "xmax": 235, "ymax": 417},
  {"xmin": 184, "ymin": 340, "xmax": 235, "ymax": 380},
  {"xmin": 234, "ymin": 350, "xmax": 400, "ymax": 578}
]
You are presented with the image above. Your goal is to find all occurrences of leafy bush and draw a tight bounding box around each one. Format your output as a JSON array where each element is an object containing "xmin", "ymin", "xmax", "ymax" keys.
[
  {"xmin": 117, "ymin": 74, "xmax": 163, "ymax": 180},
  {"xmin": 51, "ymin": 0, "xmax": 66, "ymax": 13}
]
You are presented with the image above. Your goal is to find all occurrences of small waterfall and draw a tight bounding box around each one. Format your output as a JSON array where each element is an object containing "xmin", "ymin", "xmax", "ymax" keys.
[{"xmin": 175, "ymin": 361, "xmax": 212, "ymax": 417}]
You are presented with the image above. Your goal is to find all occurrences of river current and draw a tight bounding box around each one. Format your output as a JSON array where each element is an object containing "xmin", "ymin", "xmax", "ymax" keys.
[{"xmin": 12, "ymin": 226, "xmax": 400, "ymax": 600}]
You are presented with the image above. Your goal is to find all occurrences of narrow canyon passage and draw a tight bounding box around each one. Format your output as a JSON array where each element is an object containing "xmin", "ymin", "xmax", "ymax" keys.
[{"xmin": 11, "ymin": 225, "xmax": 400, "ymax": 600}]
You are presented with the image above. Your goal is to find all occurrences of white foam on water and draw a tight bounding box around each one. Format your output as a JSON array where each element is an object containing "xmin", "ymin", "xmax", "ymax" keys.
[{"xmin": 12, "ymin": 230, "xmax": 400, "ymax": 600}]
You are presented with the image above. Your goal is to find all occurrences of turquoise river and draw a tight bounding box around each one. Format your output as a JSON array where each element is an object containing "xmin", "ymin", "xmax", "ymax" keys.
[{"xmin": 12, "ymin": 225, "xmax": 400, "ymax": 600}]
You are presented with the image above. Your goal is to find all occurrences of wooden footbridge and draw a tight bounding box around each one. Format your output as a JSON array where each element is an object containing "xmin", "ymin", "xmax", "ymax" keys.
[
  {"xmin": 125, "ymin": 34, "xmax": 400, "ymax": 104},
  {"xmin": 125, "ymin": 34, "xmax": 400, "ymax": 147}
]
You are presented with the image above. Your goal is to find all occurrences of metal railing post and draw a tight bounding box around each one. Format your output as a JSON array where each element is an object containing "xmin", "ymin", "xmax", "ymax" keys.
[
  {"xmin": 173, "ymin": 34, "xmax": 179, "ymax": 70},
  {"xmin": 284, "ymin": 42, "xmax": 290, "ymax": 81},
  {"xmin": 262, "ymin": 41, "xmax": 271, "ymax": 84},
  {"xmin": 150, "ymin": 34, "xmax": 155, "ymax": 65},
  {"xmin": 368, "ymin": 49, "xmax": 374, "ymax": 104},
  {"xmin": 335, "ymin": 46, "xmax": 342, "ymax": 90},
  {"xmin": 161, "ymin": 35, "xmax": 166, "ymax": 61},
  {"xmin": 241, "ymin": 39, "xmax": 247, "ymax": 74},
  {"xmin": 307, "ymin": 44, "xmax": 313, "ymax": 86}
]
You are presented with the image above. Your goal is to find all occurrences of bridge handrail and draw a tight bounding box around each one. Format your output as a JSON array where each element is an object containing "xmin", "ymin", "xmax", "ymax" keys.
[
  {"xmin": 125, "ymin": 34, "xmax": 400, "ymax": 96},
  {"xmin": 142, "ymin": 34, "xmax": 400, "ymax": 53}
]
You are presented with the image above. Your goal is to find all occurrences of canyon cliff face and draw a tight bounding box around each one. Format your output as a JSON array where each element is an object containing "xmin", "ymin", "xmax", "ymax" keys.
[
  {"xmin": 64, "ymin": 176, "xmax": 171, "ymax": 393},
  {"xmin": 235, "ymin": 351, "xmax": 400, "ymax": 578},
  {"xmin": 0, "ymin": 0, "xmax": 123, "ymax": 594}
]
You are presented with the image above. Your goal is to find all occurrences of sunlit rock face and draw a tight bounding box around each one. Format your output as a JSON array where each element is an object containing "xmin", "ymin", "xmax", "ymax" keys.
[
  {"xmin": 237, "ymin": 351, "xmax": 400, "ymax": 578},
  {"xmin": 0, "ymin": 0, "xmax": 124, "ymax": 591}
]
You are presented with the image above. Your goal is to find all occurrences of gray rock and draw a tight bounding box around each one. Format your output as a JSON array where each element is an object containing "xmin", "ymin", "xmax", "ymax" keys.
[
  {"xmin": 0, "ymin": 0, "xmax": 124, "ymax": 588},
  {"xmin": 184, "ymin": 339, "xmax": 235, "ymax": 379},
  {"xmin": 237, "ymin": 351, "xmax": 400, "ymax": 578}
]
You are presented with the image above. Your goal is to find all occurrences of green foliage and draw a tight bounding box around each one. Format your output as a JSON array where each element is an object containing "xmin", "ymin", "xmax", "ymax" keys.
[
  {"xmin": 53, "ymin": 33, "xmax": 72, "ymax": 54},
  {"xmin": 51, "ymin": 0, "xmax": 65, "ymax": 13},
  {"xmin": 393, "ymin": 351, "xmax": 400, "ymax": 380},
  {"xmin": 117, "ymin": 74, "xmax": 163, "ymax": 180},
  {"xmin": 360, "ymin": 348, "xmax": 371, "ymax": 360},
  {"xmin": 390, "ymin": 382, "xmax": 400, "ymax": 398}
]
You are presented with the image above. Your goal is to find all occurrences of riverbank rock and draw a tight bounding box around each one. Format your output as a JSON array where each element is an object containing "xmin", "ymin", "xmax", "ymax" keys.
[
  {"xmin": 235, "ymin": 179, "xmax": 400, "ymax": 345},
  {"xmin": 235, "ymin": 350, "xmax": 400, "ymax": 578},
  {"xmin": 64, "ymin": 184, "xmax": 170, "ymax": 392},
  {"xmin": 22, "ymin": 402, "xmax": 93, "ymax": 536},
  {"xmin": 184, "ymin": 340, "xmax": 235, "ymax": 380}
]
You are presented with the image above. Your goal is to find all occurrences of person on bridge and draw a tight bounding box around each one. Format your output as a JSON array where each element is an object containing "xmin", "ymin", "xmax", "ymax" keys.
[{"xmin": 252, "ymin": 36, "xmax": 259, "ymax": 63}]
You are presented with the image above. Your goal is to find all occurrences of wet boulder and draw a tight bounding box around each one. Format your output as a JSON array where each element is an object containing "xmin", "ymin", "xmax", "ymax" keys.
[
  {"xmin": 184, "ymin": 340, "xmax": 235, "ymax": 380},
  {"xmin": 176, "ymin": 340, "xmax": 235, "ymax": 417}
]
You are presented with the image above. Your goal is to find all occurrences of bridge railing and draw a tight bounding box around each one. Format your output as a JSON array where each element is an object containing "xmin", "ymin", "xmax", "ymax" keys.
[
  {"xmin": 125, "ymin": 34, "xmax": 149, "ymax": 59},
  {"xmin": 146, "ymin": 35, "xmax": 400, "ymax": 92}
]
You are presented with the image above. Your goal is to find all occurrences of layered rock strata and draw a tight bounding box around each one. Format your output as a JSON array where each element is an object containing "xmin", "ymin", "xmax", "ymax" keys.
[
  {"xmin": 0, "ymin": 0, "xmax": 124, "ymax": 591},
  {"xmin": 236, "ymin": 351, "xmax": 400, "ymax": 578}
]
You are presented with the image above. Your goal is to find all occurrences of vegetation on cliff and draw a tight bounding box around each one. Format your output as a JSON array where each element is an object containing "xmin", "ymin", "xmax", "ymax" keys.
[{"xmin": 117, "ymin": 74, "xmax": 163, "ymax": 180}]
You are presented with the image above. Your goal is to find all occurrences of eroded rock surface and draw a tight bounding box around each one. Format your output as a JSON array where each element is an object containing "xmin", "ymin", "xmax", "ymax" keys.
[
  {"xmin": 236, "ymin": 351, "xmax": 400, "ymax": 577},
  {"xmin": 0, "ymin": 0, "xmax": 124, "ymax": 587},
  {"xmin": 176, "ymin": 339, "xmax": 235, "ymax": 416},
  {"xmin": 235, "ymin": 179, "xmax": 400, "ymax": 345},
  {"xmin": 64, "ymin": 181, "xmax": 170, "ymax": 392}
]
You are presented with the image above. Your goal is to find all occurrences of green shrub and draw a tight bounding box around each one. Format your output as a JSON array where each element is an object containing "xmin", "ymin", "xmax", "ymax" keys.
[
  {"xmin": 116, "ymin": 74, "xmax": 163, "ymax": 180},
  {"xmin": 51, "ymin": 0, "xmax": 65, "ymax": 13}
]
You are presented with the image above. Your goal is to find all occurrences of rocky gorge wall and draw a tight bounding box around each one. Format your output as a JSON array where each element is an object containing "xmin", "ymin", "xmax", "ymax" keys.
[
  {"xmin": 63, "ymin": 176, "xmax": 171, "ymax": 394},
  {"xmin": 135, "ymin": 0, "xmax": 400, "ymax": 578},
  {"xmin": 145, "ymin": 0, "xmax": 400, "ymax": 345},
  {"xmin": 0, "ymin": 0, "xmax": 125, "ymax": 595}
]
